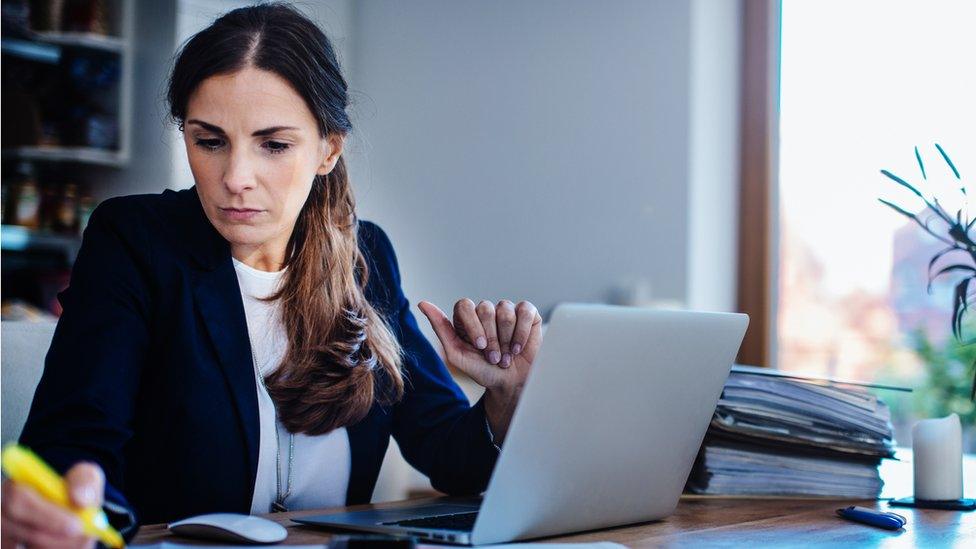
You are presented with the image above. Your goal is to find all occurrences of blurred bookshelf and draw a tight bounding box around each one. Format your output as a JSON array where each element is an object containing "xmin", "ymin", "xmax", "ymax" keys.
[
  {"xmin": 2, "ymin": 224, "xmax": 81, "ymax": 260},
  {"xmin": 3, "ymin": 145, "xmax": 127, "ymax": 166},
  {"xmin": 1, "ymin": 0, "xmax": 134, "ymax": 318}
]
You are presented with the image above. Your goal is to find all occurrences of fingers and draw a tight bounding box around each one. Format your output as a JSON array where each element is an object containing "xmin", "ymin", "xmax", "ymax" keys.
[
  {"xmin": 495, "ymin": 300, "xmax": 517, "ymax": 368},
  {"xmin": 511, "ymin": 301, "xmax": 541, "ymax": 356},
  {"xmin": 2, "ymin": 480, "xmax": 86, "ymax": 545},
  {"xmin": 421, "ymin": 298, "xmax": 540, "ymax": 372},
  {"xmin": 65, "ymin": 462, "xmax": 104, "ymax": 509},
  {"xmin": 476, "ymin": 300, "xmax": 501, "ymax": 365},
  {"xmin": 453, "ymin": 299, "xmax": 487, "ymax": 351},
  {"xmin": 1, "ymin": 464, "xmax": 102, "ymax": 549},
  {"xmin": 1, "ymin": 519, "xmax": 93, "ymax": 549},
  {"xmin": 418, "ymin": 301, "xmax": 462, "ymax": 355}
]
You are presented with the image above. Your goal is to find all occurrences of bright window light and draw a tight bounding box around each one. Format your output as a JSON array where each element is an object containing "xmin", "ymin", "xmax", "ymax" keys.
[{"xmin": 777, "ymin": 0, "xmax": 976, "ymax": 447}]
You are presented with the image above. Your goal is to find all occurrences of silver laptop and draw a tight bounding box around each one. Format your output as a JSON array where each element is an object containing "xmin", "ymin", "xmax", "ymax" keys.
[{"xmin": 294, "ymin": 303, "xmax": 748, "ymax": 545}]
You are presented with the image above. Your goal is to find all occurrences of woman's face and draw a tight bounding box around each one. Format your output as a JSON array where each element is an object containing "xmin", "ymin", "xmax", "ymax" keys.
[{"xmin": 184, "ymin": 66, "xmax": 343, "ymax": 266}]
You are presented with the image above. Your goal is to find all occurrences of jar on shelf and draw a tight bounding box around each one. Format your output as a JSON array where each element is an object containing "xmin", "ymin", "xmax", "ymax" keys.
[
  {"xmin": 39, "ymin": 181, "xmax": 61, "ymax": 231},
  {"xmin": 78, "ymin": 191, "xmax": 95, "ymax": 234},
  {"xmin": 7, "ymin": 161, "xmax": 42, "ymax": 229},
  {"xmin": 54, "ymin": 182, "xmax": 80, "ymax": 234}
]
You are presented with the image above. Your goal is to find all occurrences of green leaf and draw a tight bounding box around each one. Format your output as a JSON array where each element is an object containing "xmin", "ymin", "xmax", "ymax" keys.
[
  {"xmin": 953, "ymin": 277, "xmax": 972, "ymax": 340},
  {"xmin": 882, "ymin": 170, "xmax": 954, "ymax": 224},
  {"xmin": 881, "ymin": 169, "xmax": 925, "ymax": 199},
  {"xmin": 916, "ymin": 146, "xmax": 927, "ymax": 179},
  {"xmin": 928, "ymin": 246, "xmax": 967, "ymax": 292},
  {"xmin": 929, "ymin": 264, "xmax": 976, "ymax": 293},
  {"xmin": 881, "ymin": 199, "xmax": 957, "ymax": 247},
  {"xmin": 878, "ymin": 198, "xmax": 918, "ymax": 220},
  {"xmin": 936, "ymin": 143, "xmax": 961, "ymax": 179},
  {"xmin": 948, "ymin": 222, "xmax": 975, "ymax": 248}
]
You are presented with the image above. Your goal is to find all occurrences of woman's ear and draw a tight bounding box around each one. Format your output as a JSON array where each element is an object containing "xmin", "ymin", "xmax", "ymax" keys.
[{"xmin": 316, "ymin": 134, "xmax": 346, "ymax": 176}]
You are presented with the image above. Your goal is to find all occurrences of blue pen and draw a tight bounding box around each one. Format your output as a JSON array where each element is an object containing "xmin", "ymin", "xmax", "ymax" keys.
[{"xmin": 835, "ymin": 506, "xmax": 907, "ymax": 530}]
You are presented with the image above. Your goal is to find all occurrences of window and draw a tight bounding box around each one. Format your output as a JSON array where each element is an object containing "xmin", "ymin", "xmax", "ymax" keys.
[{"xmin": 777, "ymin": 0, "xmax": 976, "ymax": 447}]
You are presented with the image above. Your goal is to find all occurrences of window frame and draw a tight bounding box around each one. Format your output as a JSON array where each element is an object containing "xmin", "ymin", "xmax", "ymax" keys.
[{"xmin": 735, "ymin": 0, "xmax": 782, "ymax": 367}]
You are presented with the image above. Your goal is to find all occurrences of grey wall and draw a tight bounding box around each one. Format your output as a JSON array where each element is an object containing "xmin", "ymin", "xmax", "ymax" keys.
[
  {"xmin": 345, "ymin": 0, "xmax": 740, "ymax": 332},
  {"xmin": 688, "ymin": 0, "xmax": 741, "ymax": 310}
]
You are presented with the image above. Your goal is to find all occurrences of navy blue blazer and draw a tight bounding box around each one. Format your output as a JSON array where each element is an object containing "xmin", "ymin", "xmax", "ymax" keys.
[{"xmin": 19, "ymin": 186, "xmax": 499, "ymax": 536}]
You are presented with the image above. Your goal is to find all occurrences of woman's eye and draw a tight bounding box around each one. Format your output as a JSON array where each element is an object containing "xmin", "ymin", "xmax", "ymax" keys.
[
  {"xmin": 194, "ymin": 138, "xmax": 223, "ymax": 151},
  {"xmin": 264, "ymin": 141, "xmax": 290, "ymax": 154}
]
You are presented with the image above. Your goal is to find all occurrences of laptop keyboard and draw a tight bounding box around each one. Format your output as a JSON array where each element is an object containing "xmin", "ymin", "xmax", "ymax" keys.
[{"xmin": 382, "ymin": 511, "xmax": 479, "ymax": 531}]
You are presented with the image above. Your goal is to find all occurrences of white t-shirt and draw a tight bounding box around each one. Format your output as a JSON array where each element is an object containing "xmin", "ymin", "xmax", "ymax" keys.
[{"xmin": 233, "ymin": 258, "xmax": 351, "ymax": 514}]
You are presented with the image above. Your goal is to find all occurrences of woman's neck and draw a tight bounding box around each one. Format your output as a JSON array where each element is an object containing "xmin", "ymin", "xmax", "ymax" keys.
[{"xmin": 231, "ymin": 243, "xmax": 287, "ymax": 272}]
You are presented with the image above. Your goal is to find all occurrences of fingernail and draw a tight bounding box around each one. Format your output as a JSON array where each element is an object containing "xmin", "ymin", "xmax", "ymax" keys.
[
  {"xmin": 501, "ymin": 353, "xmax": 511, "ymax": 367},
  {"xmin": 476, "ymin": 336, "xmax": 487, "ymax": 350},
  {"xmin": 75, "ymin": 486, "xmax": 95, "ymax": 506},
  {"xmin": 489, "ymin": 350, "xmax": 501, "ymax": 364},
  {"xmin": 512, "ymin": 343, "xmax": 522, "ymax": 355}
]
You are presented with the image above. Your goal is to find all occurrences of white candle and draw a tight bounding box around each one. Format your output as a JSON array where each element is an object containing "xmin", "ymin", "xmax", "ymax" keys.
[{"xmin": 912, "ymin": 413, "xmax": 963, "ymax": 501}]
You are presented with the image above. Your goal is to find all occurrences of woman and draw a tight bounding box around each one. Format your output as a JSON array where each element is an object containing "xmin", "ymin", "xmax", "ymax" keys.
[{"xmin": 0, "ymin": 3, "xmax": 541, "ymax": 547}]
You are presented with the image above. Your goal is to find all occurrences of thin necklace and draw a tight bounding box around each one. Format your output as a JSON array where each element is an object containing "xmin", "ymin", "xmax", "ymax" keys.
[{"xmin": 251, "ymin": 346, "xmax": 295, "ymax": 513}]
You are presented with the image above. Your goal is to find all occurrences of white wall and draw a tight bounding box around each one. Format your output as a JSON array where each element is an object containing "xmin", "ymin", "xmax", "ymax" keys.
[
  {"xmin": 687, "ymin": 0, "xmax": 741, "ymax": 312},
  {"xmin": 345, "ymin": 0, "xmax": 741, "ymax": 325}
]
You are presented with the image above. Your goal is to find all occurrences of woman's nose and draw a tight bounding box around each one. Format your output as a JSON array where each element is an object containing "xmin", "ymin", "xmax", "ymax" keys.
[{"xmin": 223, "ymin": 149, "xmax": 257, "ymax": 194}]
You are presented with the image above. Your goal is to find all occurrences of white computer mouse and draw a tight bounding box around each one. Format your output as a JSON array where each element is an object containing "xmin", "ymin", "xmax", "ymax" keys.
[{"xmin": 168, "ymin": 512, "xmax": 288, "ymax": 544}]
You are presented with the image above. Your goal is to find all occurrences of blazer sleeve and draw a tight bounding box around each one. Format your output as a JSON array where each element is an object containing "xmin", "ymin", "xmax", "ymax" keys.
[
  {"xmin": 362, "ymin": 222, "xmax": 500, "ymax": 495},
  {"xmin": 18, "ymin": 198, "xmax": 151, "ymax": 539}
]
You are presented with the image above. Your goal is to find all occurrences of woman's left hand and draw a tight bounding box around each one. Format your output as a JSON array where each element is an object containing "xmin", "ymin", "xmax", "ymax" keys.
[{"xmin": 418, "ymin": 299, "xmax": 543, "ymax": 443}]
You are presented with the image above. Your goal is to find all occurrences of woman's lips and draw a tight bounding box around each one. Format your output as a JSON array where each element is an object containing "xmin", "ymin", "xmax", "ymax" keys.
[{"xmin": 220, "ymin": 207, "xmax": 264, "ymax": 221}]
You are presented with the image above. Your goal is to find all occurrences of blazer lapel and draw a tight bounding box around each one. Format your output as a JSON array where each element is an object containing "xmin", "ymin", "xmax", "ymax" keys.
[
  {"xmin": 193, "ymin": 260, "xmax": 261, "ymax": 497},
  {"xmin": 175, "ymin": 187, "xmax": 261, "ymax": 503}
]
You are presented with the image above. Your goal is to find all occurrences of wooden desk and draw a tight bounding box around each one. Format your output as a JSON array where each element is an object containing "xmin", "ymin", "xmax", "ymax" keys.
[{"xmin": 132, "ymin": 495, "xmax": 974, "ymax": 546}]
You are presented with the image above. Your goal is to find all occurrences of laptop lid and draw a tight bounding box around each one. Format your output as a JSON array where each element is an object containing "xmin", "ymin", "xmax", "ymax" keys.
[{"xmin": 470, "ymin": 303, "xmax": 748, "ymax": 545}]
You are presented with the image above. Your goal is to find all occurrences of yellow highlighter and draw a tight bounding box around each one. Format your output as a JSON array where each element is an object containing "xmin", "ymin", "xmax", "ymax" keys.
[{"xmin": 1, "ymin": 443, "xmax": 125, "ymax": 548}]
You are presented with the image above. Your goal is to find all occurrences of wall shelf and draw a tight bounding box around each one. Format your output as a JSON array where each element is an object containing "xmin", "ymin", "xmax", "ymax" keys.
[
  {"xmin": 33, "ymin": 31, "xmax": 127, "ymax": 53},
  {"xmin": 2, "ymin": 146, "xmax": 129, "ymax": 168},
  {"xmin": 1, "ymin": 225, "xmax": 81, "ymax": 263},
  {"xmin": 0, "ymin": 38, "xmax": 61, "ymax": 64},
  {"xmin": 1, "ymin": 0, "xmax": 133, "ymax": 314},
  {"xmin": 1, "ymin": 32, "xmax": 127, "ymax": 64}
]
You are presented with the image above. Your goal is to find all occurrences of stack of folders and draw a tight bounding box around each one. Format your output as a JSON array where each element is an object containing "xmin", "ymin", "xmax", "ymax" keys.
[{"xmin": 686, "ymin": 365, "xmax": 897, "ymax": 498}]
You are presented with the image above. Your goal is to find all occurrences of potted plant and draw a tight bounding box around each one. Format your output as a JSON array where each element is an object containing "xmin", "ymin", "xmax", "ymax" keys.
[{"xmin": 879, "ymin": 144, "xmax": 975, "ymax": 399}]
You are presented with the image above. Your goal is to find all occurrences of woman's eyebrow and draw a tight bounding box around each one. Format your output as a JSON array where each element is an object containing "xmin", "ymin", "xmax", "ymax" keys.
[
  {"xmin": 252, "ymin": 126, "xmax": 300, "ymax": 137},
  {"xmin": 186, "ymin": 119, "xmax": 299, "ymax": 136},
  {"xmin": 186, "ymin": 119, "xmax": 224, "ymax": 133}
]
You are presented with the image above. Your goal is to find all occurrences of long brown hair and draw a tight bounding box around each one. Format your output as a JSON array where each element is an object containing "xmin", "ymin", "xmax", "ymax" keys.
[{"xmin": 167, "ymin": 2, "xmax": 404, "ymax": 435}]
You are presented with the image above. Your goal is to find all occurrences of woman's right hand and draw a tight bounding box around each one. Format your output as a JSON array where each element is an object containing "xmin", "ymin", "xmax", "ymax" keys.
[{"xmin": 1, "ymin": 461, "xmax": 105, "ymax": 549}]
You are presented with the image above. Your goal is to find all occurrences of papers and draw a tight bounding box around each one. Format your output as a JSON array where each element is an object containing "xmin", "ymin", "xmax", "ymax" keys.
[
  {"xmin": 690, "ymin": 443, "xmax": 884, "ymax": 498},
  {"xmin": 711, "ymin": 373, "xmax": 895, "ymax": 458},
  {"xmin": 687, "ymin": 369, "xmax": 895, "ymax": 498}
]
